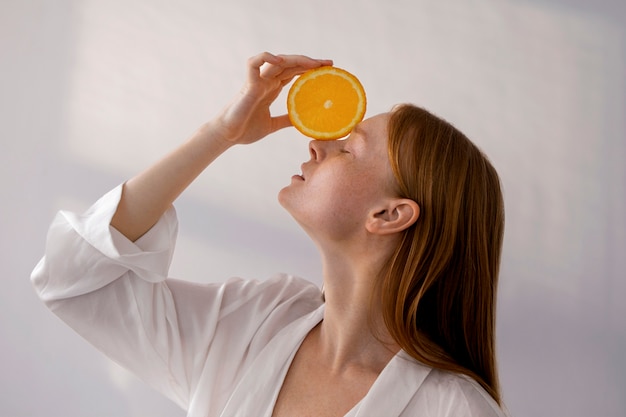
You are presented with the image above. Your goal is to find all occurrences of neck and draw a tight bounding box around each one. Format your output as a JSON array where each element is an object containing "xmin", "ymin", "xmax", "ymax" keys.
[{"xmin": 314, "ymin": 247, "xmax": 400, "ymax": 373}]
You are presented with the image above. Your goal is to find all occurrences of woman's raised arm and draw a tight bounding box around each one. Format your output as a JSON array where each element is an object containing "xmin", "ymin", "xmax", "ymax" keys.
[{"xmin": 110, "ymin": 52, "xmax": 332, "ymax": 241}]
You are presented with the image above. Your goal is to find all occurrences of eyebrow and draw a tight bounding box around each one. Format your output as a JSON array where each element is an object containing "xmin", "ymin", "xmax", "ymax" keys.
[
  {"xmin": 352, "ymin": 125, "xmax": 365, "ymax": 136},
  {"xmin": 349, "ymin": 125, "xmax": 368, "ymax": 147}
]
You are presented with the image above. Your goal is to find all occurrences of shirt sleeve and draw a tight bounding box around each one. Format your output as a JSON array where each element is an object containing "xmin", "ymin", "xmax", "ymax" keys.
[{"xmin": 30, "ymin": 184, "xmax": 323, "ymax": 410}]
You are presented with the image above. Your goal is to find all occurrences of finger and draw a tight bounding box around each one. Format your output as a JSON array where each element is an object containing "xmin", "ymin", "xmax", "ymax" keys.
[
  {"xmin": 261, "ymin": 55, "xmax": 333, "ymax": 79},
  {"xmin": 247, "ymin": 52, "xmax": 283, "ymax": 80},
  {"xmin": 270, "ymin": 114, "xmax": 292, "ymax": 132},
  {"xmin": 261, "ymin": 62, "xmax": 288, "ymax": 79},
  {"xmin": 276, "ymin": 66, "xmax": 318, "ymax": 83},
  {"xmin": 277, "ymin": 55, "xmax": 333, "ymax": 68}
]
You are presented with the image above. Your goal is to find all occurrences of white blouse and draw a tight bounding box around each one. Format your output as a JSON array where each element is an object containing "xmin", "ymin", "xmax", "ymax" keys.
[{"xmin": 31, "ymin": 185, "xmax": 510, "ymax": 417}]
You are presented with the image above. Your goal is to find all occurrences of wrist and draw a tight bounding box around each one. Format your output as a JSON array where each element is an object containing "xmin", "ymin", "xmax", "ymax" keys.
[
  {"xmin": 194, "ymin": 119, "xmax": 238, "ymax": 151},
  {"xmin": 182, "ymin": 121, "xmax": 237, "ymax": 169}
]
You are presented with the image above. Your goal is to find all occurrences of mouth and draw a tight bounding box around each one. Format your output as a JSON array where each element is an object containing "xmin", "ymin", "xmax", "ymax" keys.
[
  {"xmin": 298, "ymin": 164, "xmax": 306, "ymax": 180},
  {"xmin": 291, "ymin": 168, "xmax": 305, "ymax": 181}
]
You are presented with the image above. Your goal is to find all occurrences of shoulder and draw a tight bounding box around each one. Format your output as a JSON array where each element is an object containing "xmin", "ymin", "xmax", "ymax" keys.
[
  {"xmin": 165, "ymin": 273, "xmax": 323, "ymax": 337},
  {"xmin": 213, "ymin": 273, "xmax": 323, "ymax": 321},
  {"xmin": 209, "ymin": 274, "xmax": 324, "ymax": 367},
  {"xmin": 405, "ymin": 362, "xmax": 508, "ymax": 417},
  {"xmin": 218, "ymin": 274, "xmax": 322, "ymax": 305}
]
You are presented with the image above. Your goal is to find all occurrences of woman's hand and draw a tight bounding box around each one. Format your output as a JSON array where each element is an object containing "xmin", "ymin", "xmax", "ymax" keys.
[
  {"xmin": 214, "ymin": 52, "xmax": 333, "ymax": 145},
  {"xmin": 111, "ymin": 52, "xmax": 331, "ymax": 241}
]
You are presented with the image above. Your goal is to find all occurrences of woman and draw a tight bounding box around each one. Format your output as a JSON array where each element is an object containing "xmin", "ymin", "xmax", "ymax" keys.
[{"xmin": 32, "ymin": 52, "xmax": 508, "ymax": 416}]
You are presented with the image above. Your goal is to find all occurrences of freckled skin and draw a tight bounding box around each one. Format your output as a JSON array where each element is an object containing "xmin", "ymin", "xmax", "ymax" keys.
[
  {"xmin": 278, "ymin": 113, "xmax": 395, "ymax": 246},
  {"xmin": 274, "ymin": 114, "xmax": 407, "ymax": 417}
]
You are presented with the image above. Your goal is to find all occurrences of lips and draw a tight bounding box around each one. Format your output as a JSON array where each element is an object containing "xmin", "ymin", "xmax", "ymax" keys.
[
  {"xmin": 291, "ymin": 165, "xmax": 305, "ymax": 181},
  {"xmin": 299, "ymin": 163, "xmax": 307, "ymax": 180}
]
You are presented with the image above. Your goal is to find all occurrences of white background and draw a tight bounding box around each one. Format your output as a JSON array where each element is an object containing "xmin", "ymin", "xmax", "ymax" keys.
[{"xmin": 2, "ymin": 0, "xmax": 624, "ymax": 416}]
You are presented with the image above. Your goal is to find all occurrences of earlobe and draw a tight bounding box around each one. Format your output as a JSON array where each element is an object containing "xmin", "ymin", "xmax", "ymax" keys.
[{"xmin": 366, "ymin": 198, "xmax": 420, "ymax": 235}]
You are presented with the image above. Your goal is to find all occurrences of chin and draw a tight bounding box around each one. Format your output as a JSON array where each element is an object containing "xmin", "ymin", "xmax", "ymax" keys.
[
  {"xmin": 277, "ymin": 187, "xmax": 302, "ymax": 223},
  {"xmin": 276, "ymin": 189, "xmax": 313, "ymax": 232},
  {"xmin": 277, "ymin": 186, "xmax": 290, "ymax": 209}
]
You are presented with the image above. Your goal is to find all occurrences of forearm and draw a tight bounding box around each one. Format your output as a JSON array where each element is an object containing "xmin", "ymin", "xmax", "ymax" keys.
[
  {"xmin": 111, "ymin": 121, "xmax": 233, "ymax": 241},
  {"xmin": 110, "ymin": 52, "xmax": 331, "ymax": 242}
]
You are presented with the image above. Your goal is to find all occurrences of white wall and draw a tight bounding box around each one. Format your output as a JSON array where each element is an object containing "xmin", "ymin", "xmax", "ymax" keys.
[{"xmin": 2, "ymin": 0, "xmax": 624, "ymax": 416}]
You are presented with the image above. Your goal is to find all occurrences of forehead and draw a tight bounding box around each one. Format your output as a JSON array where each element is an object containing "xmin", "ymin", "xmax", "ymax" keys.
[
  {"xmin": 349, "ymin": 112, "xmax": 390, "ymax": 151},
  {"xmin": 350, "ymin": 112, "xmax": 398, "ymax": 191}
]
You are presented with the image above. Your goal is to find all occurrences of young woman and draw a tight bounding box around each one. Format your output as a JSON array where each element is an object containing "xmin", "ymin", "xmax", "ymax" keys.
[{"xmin": 32, "ymin": 52, "xmax": 508, "ymax": 416}]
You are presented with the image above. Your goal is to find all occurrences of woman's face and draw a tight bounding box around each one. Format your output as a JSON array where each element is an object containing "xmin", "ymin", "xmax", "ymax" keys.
[{"xmin": 279, "ymin": 112, "xmax": 397, "ymax": 242}]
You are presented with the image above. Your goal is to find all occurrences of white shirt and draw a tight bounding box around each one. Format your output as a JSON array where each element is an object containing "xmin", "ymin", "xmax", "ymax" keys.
[{"xmin": 31, "ymin": 185, "xmax": 510, "ymax": 417}]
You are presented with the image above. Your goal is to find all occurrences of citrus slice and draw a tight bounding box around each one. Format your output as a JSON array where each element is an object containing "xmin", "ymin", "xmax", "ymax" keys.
[{"xmin": 287, "ymin": 66, "xmax": 366, "ymax": 140}]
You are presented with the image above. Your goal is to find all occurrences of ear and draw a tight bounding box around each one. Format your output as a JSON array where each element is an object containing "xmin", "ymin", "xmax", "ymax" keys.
[{"xmin": 365, "ymin": 198, "xmax": 420, "ymax": 235}]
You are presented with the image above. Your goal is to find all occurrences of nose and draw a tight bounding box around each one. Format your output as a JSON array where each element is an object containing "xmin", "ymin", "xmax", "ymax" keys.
[
  {"xmin": 309, "ymin": 140, "xmax": 321, "ymax": 161},
  {"xmin": 308, "ymin": 139, "xmax": 338, "ymax": 161}
]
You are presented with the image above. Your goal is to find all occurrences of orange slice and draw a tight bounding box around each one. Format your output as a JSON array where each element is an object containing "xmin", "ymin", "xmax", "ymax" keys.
[{"xmin": 287, "ymin": 66, "xmax": 366, "ymax": 140}]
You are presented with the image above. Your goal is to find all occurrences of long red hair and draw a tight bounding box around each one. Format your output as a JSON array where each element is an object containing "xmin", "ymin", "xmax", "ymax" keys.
[{"xmin": 381, "ymin": 104, "xmax": 504, "ymax": 404}]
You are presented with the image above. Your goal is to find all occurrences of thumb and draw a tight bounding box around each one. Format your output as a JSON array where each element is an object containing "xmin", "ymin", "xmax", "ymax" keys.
[{"xmin": 270, "ymin": 114, "xmax": 293, "ymax": 133}]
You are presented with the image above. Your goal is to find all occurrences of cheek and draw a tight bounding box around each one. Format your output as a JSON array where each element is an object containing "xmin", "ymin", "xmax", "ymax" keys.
[
  {"xmin": 314, "ymin": 167, "xmax": 370, "ymax": 204},
  {"xmin": 318, "ymin": 172, "xmax": 385, "ymax": 225},
  {"xmin": 278, "ymin": 173, "xmax": 363, "ymax": 232},
  {"xmin": 278, "ymin": 161, "xmax": 391, "ymax": 229}
]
